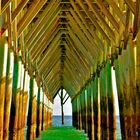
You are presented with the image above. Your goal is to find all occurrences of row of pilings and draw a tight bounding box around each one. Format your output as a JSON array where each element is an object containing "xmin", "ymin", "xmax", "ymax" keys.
[
  {"xmin": 72, "ymin": 34, "xmax": 140, "ymax": 140},
  {"xmin": 0, "ymin": 37, "xmax": 53, "ymax": 140}
]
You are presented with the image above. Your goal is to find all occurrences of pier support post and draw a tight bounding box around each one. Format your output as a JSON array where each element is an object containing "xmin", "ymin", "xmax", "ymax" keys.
[
  {"xmin": 107, "ymin": 61, "xmax": 116, "ymax": 140},
  {"xmin": 0, "ymin": 38, "xmax": 8, "ymax": 140},
  {"xmin": 3, "ymin": 48, "xmax": 14, "ymax": 140},
  {"xmin": 9, "ymin": 54, "xmax": 22, "ymax": 140},
  {"xmin": 61, "ymin": 89, "xmax": 64, "ymax": 125},
  {"xmin": 93, "ymin": 76, "xmax": 100, "ymax": 140},
  {"xmin": 91, "ymin": 80, "xmax": 94, "ymax": 140},
  {"xmin": 136, "ymin": 32, "xmax": 140, "ymax": 137},
  {"xmin": 36, "ymin": 87, "xmax": 41, "ymax": 137},
  {"xmin": 100, "ymin": 66, "xmax": 109, "ymax": 140},
  {"xmin": 87, "ymin": 82, "xmax": 93, "ymax": 140},
  {"xmin": 27, "ymin": 76, "xmax": 38, "ymax": 140},
  {"xmin": 72, "ymin": 98, "xmax": 78, "ymax": 128},
  {"xmin": 114, "ymin": 39, "xmax": 136, "ymax": 139},
  {"xmin": 22, "ymin": 71, "xmax": 30, "ymax": 140}
]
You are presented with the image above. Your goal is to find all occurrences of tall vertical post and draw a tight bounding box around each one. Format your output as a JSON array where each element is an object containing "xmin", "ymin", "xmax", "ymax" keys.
[
  {"xmin": 93, "ymin": 75, "xmax": 100, "ymax": 140},
  {"xmin": 91, "ymin": 80, "xmax": 94, "ymax": 140},
  {"xmin": 27, "ymin": 75, "xmax": 38, "ymax": 140},
  {"xmin": 114, "ymin": 40, "xmax": 136, "ymax": 139},
  {"xmin": 0, "ymin": 38, "xmax": 8, "ymax": 140},
  {"xmin": 87, "ymin": 82, "xmax": 92, "ymax": 140},
  {"xmin": 136, "ymin": 31, "xmax": 140, "ymax": 137},
  {"xmin": 36, "ymin": 87, "xmax": 40, "ymax": 137},
  {"xmin": 61, "ymin": 88, "xmax": 64, "ymax": 125},
  {"xmin": 3, "ymin": 48, "xmax": 14, "ymax": 140},
  {"xmin": 107, "ymin": 61, "xmax": 116, "ymax": 140},
  {"xmin": 100, "ymin": 65, "xmax": 109, "ymax": 140}
]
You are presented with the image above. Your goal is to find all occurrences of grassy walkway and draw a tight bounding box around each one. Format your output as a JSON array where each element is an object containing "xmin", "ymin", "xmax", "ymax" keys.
[{"xmin": 36, "ymin": 126, "xmax": 89, "ymax": 140}]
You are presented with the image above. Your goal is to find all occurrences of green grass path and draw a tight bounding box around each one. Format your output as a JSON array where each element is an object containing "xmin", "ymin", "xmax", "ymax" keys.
[{"xmin": 36, "ymin": 126, "xmax": 89, "ymax": 140}]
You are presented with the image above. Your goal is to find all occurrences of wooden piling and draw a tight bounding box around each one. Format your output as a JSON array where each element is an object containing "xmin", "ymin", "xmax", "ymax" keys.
[
  {"xmin": 114, "ymin": 42, "xmax": 136, "ymax": 139},
  {"xmin": 87, "ymin": 82, "xmax": 93, "ymax": 140},
  {"xmin": 27, "ymin": 77, "xmax": 37, "ymax": 140},
  {"xmin": 21, "ymin": 71, "xmax": 30, "ymax": 140},
  {"xmin": 136, "ymin": 31, "xmax": 140, "ymax": 137},
  {"xmin": 9, "ymin": 54, "xmax": 22, "ymax": 140},
  {"xmin": 3, "ymin": 48, "xmax": 14, "ymax": 140},
  {"xmin": 91, "ymin": 80, "xmax": 94, "ymax": 140},
  {"xmin": 80, "ymin": 91, "xmax": 86, "ymax": 131},
  {"xmin": 100, "ymin": 67, "xmax": 109, "ymax": 140},
  {"xmin": 0, "ymin": 39, "xmax": 8, "ymax": 140},
  {"xmin": 106, "ymin": 61, "xmax": 116, "ymax": 140},
  {"xmin": 72, "ymin": 98, "xmax": 78, "ymax": 128},
  {"xmin": 93, "ymin": 76, "xmax": 100, "ymax": 140}
]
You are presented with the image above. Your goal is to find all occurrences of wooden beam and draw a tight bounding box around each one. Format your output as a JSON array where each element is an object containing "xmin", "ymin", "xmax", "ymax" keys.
[
  {"xmin": 96, "ymin": 0, "xmax": 119, "ymax": 32},
  {"xmin": 32, "ymin": 24, "xmax": 59, "ymax": 61},
  {"xmin": 37, "ymin": 31, "xmax": 62, "ymax": 71},
  {"xmin": 64, "ymin": 41, "xmax": 88, "ymax": 78},
  {"xmin": 133, "ymin": 0, "xmax": 140, "ymax": 38},
  {"xmin": 65, "ymin": 34, "xmax": 90, "ymax": 72},
  {"xmin": 24, "ymin": 0, "xmax": 59, "ymax": 45},
  {"xmin": 108, "ymin": 0, "xmax": 125, "ymax": 25},
  {"xmin": 29, "ymin": 17, "xmax": 60, "ymax": 61},
  {"xmin": 69, "ymin": 8, "xmax": 104, "ymax": 53},
  {"xmin": 26, "ymin": 5, "xmax": 60, "ymax": 51},
  {"xmin": 0, "ymin": 0, "xmax": 11, "ymax": 14},
  {"xmin": 12, "ymin": 0, "xmax": 30, "ymax": 22},
  {"xmin": 83, "ymin": 0, "xmax": 116, "ymax": 40},
  {"xmin": 67, "ymin": 25, "xmax": 93, "ymax": 66},
  {"xmin": 124, "ymin": 0, "xmax": 136, "ymax": 14},
  {"xmin": 63, "ymin": 95, "xmax": 69, "ymax": 105},
  {"xmin": 17, "ymin": 0, "xmax": 48, "ymax": 36},
  {"xmin": 70, "ymin": 0, "xmax": 105, "ymax": 48},
  {"xmin": 67, "ymin": 13, "xmax": 99, "ymax": 60},
  {"xmin": 71, "ymin": 0, "xmax": 111, "ymax": 44}
]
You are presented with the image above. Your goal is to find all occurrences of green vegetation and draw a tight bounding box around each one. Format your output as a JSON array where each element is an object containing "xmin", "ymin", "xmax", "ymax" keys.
[{"xmin": 36, "ymin": 126, "xmax": 89, "ymax": 140}]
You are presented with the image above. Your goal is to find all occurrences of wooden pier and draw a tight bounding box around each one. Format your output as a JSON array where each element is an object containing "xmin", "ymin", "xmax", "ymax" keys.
[{"xmin": 0, "ymin": 0, "xmax": 140, "ymax": 139}]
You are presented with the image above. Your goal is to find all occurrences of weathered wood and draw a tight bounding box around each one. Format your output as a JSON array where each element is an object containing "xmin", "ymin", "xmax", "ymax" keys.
[
  {"xmin": 90, "ymin": 80, "xmax": 94, "ymax": 140},
  {"xmin": 114, "ymin": 40, "xmax": 137, "ymax": 139},
  {"xmin": 27, "ymin": 77, "xmax": 38, "ymax": 140},
  {"xmin": 86, "ymin": 82, "xmax": 93, "ymax": 140},
  {"xmin": 9, "ymin": 55, "xmax": 22, "ymax": 140},
  {"xmin": 36, "ymin": 87, "xmax": 41, "ymax": 137},
  {"xmin": 3, "ymin": 49, "xmax": 14, "ymax": 140},
  {"xmin": 93, "ymin": 76, "xmax": 100, "ymax": 140},
  {"xmin": 106, "ymin": 61, "xmax": 116, "ymax": 140},
  {"xmin": 0, "ymin": 38, "xmax": 8, "ymax": 140},
  {"xmin": 61, "ymin": 89, "xmax": 64, "ymax": 125},
  {"xmin": 136, "ymin": 31, "xmax": 140, "ymax": 137},
  {"xmin": 100, "ymin": 67, "xmax": 109, "ymax": 140}
]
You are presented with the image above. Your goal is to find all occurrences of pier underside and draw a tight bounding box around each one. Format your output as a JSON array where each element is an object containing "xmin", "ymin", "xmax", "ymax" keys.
[{"xmin": 0, "ymin": 0, "xmax": 140, "ymax": 140}]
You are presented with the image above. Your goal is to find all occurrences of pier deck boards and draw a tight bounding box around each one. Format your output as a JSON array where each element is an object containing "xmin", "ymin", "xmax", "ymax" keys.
[{"xmin": 36, "ymin": 126, "xmax": 89, "ymax": 140}]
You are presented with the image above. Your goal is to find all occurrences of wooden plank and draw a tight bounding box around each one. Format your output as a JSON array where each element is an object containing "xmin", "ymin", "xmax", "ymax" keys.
[
  {"xmin": 83, "ymin": 0, "xmax": 116, "ymax": 39},
  {"xmin": 71, "ymin": 0, "xmax": 111, "ymax": 44},
  {"xmin": 0, "ymin": 0, "xmax": 11, "ymax": 14},
  {"xmin": 124, "ymin": 0, "xmax": 135, "ymax": 14},
  {"xmin": 17, "ymin": 0, "xmax": 48, "ymax": 36},
  {"xmin": 30, "ymin": 18, "xmax": 60, "ymax": 61},
  {"xmin": 26, "ymin": 5, "xmax": 60, "ymax": 50},
  {"xmin": 96, "ymin": 0, "xmax": 119, "ymax": 32},
  {"xmin": 12, "ymin": 0, "xmax": 30, "ymax": 22},
  {"xmin": 70, "ymin": 8, "xmax": 103, "ymax": 53},
  {"xmin": 108, "ymin": 0, "xmax": 125, "ymax": 25},
  {"xmin": 70, "ymin": 0, "xmax": 106, "ymax": 48},
  {"xmin": 24, "ymin": 0, "xmax": 59, "ymax": 45}
]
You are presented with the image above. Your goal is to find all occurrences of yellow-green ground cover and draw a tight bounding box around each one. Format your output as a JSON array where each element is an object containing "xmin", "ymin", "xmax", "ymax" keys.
[{"xmin": 36, "ymin": 126, "xmax": 89, "ymax": 140}]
